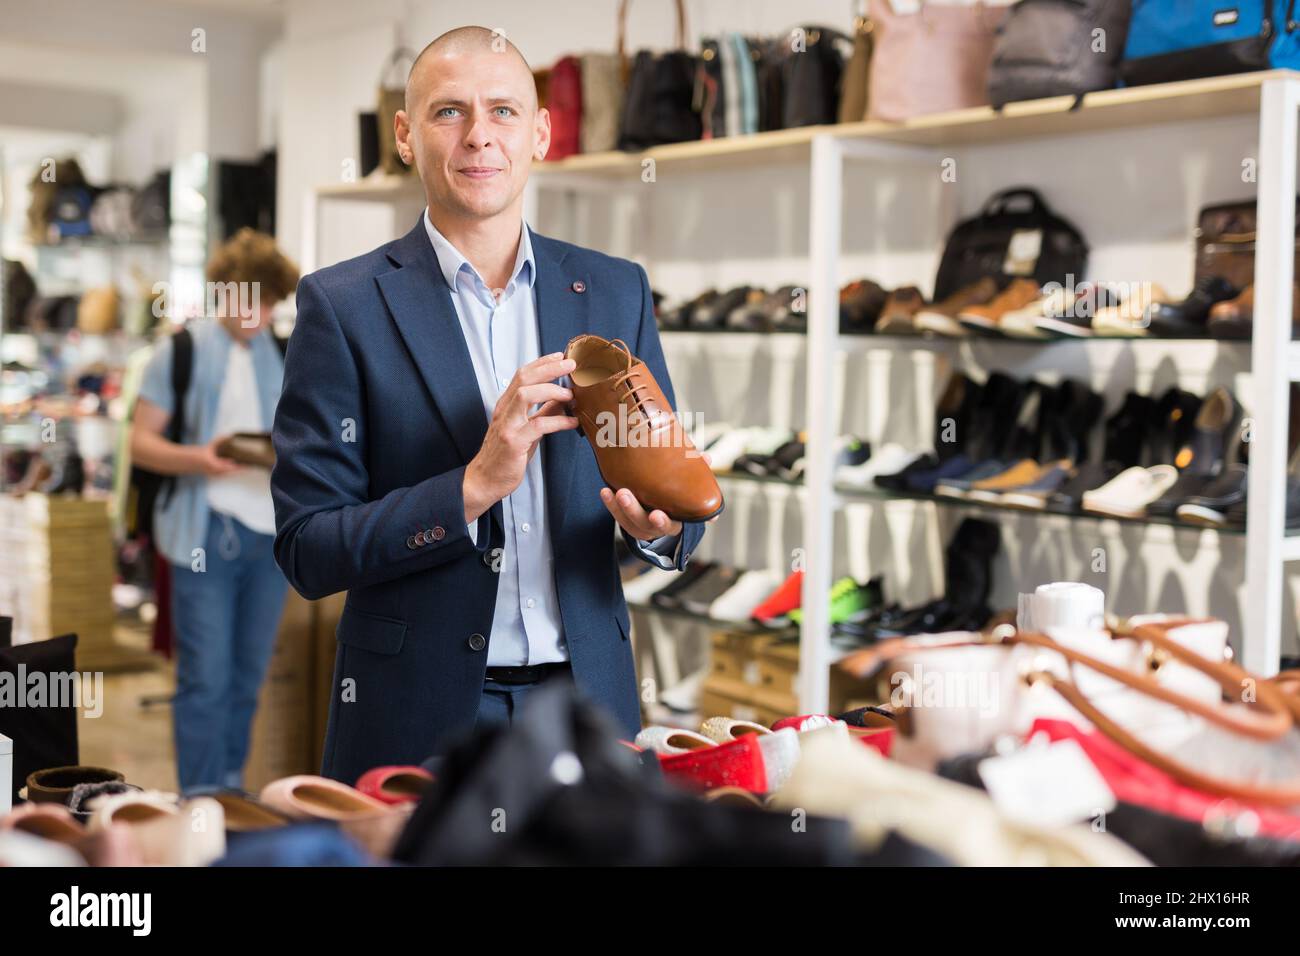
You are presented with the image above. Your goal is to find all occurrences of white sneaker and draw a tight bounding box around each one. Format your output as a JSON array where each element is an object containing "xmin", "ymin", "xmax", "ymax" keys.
[
  {"xmin": 707, "ymin": 427, "xmax": 762, "ymax": 472},
  {"xmin": 709, "ymin": 568, "xmax": 785, "ymax": 621},
  {"xmin": 622, "ymin": 566, "xmax": 683, "ymax": 604},
  {"xmin": 836, "ymin": 444, "xmax": 922, "ymax": 488},
  {"xmin": 1091, "ymin": 283, "xmax": 1169, "ymax": 337},
  {"xmin": 1081, "ymin": 464, "xmax": 1179, "ymax": 518}
]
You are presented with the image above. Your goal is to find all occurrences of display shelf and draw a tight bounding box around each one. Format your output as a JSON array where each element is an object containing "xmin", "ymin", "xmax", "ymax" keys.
[
  {"xmin": 311, "ymin": 71, "xmax": 1293, "ymax": 199},
  {"xmin": 526, "ymin": 69, "xmax": 1294, "ymax": 180},
  {"xmin": 627, "ymin": 600, "xmax": 768, "ymax": 631},
  {"xmin": 717, "ymin": 468, "xmax": 1257, "ymax": 539}
]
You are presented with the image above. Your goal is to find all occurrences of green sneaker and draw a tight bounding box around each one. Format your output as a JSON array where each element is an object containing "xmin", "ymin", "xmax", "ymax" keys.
[{"xmin": 789, "ymin": 576, "xmax": 871, "ymax": 625}]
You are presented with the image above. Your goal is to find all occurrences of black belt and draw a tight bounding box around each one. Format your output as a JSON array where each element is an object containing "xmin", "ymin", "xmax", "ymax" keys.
[{"xmin": 484, "ymin": 662, "xmax": 570, "ymax": 686}]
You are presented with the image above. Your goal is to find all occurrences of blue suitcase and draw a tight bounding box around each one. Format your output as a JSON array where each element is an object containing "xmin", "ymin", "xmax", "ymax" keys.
[{"xmin": 1121, "ymin": 0, "xmax": 1300, "ymax": 86}]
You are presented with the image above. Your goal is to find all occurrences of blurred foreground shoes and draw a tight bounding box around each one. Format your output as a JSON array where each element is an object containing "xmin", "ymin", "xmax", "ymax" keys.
[{"xmin": 566, "ymin": 334, "xmax": 724, "ymax": 522}]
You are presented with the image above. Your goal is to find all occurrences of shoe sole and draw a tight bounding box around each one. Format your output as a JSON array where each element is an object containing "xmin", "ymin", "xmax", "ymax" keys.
[
  {"xmin": 999, "ymin": 493, "xmax": 1050, "ymax": 510},
  {"xmin": 1034, "ymin": 316, "xmax": 1094, "ymax": 337},
  {"xmin": 1081, "ymin": 501, "xmax": 1147, "ymax": 519},
  {"xmin": 1175, "ymin": 504, "xmax": 1227, "ymax": 527},
  {"xmin": 914, "ymin": 312, "xmax": 968, "ymax": 336}
]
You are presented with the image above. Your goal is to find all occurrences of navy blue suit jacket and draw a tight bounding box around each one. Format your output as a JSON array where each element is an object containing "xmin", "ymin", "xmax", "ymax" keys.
[{"xmin": 270, "ymin": 218, "xmax": 705, "ymax": 783}]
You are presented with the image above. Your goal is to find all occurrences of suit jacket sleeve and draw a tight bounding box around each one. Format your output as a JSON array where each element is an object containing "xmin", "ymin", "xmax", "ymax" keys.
[
  {"xmin": 618, "ymin": 262, "xmax": 706, "ymax": 571},
  {"xmin": 271, "ymin": 274, "xmax": 490, "ymax": 600}
]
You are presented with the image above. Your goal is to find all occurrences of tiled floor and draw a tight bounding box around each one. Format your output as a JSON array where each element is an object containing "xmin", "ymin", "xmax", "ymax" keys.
[{"xmin": 74, "ymin": 625, "xmax": 179, "ymax": 792}]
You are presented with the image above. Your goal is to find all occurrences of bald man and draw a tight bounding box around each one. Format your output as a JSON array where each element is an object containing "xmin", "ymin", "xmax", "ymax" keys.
[{"xmin": 271, "ymin": 26, "xmax": 707, "ymax": 780}]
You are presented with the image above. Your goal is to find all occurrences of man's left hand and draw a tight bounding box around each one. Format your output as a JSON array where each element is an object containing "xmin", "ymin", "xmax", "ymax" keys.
[{"xmin": 601, "ymin": 487, "xmax": 682, "ymax": 540}]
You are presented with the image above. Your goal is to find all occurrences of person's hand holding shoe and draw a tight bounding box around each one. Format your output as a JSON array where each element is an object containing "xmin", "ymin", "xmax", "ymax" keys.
[{"xmin": 463, "ymin": 353, "xmax": 579, "ymax": 523}]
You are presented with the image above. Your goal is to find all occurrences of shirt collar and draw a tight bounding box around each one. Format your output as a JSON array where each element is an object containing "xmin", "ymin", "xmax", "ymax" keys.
[{"xmin": 423, "ymin": 209, "xmax": 534, "ymax": 295}]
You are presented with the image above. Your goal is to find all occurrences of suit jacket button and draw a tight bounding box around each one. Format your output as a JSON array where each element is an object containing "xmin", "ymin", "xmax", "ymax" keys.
[
  {"xmin": 431, "ymin": 526, "xmax": 445, "ymax": 541},
  {"xmin": 468, "ymin": 633, "xmax": 486, "ymax": 651},
  {"xmin": 481, "ymin": 550, "xmax": 494, "ymax": 567},
  {"xmin": 419, "ymin": 530, "xmax": 431, "ymax": 545},
  {"xmin": 406, "ymin": 535, "xmax": 418, "ymax": 549}
]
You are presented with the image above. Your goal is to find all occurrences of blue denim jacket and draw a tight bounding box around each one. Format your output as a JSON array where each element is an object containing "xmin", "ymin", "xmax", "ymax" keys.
[{"xmin": 137, "ymin": 318, "xmax": 284, "ymax": 566}]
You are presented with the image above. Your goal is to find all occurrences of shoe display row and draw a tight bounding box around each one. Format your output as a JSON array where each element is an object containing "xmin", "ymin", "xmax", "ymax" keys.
[
  {"xmin": 656, "ymin": 276, "xmax": 1299, "ymax": 341},
  {"xmin": 815, "ymin": 369, "xmax": 1300, "ymax": 531},
  {"xmin": 691, "ymin": 422, "xmax": 870, "ymax": 481},
  {"xmin": 623, "ymin": 555, "xmax": 885, "ymax": 630},
  {"xmin": 0, "ymin": 763, "xmax": 434, "ymax": 866}
]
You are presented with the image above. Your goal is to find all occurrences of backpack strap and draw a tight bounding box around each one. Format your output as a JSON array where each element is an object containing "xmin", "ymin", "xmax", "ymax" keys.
[{"xmin": 159, "ymin": 327, "xmax": 194, "ymax": 506}]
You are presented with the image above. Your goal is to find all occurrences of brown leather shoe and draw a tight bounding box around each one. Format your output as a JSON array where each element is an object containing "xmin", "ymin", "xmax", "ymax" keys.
[
  {"xmin": 958, "ymin": 278, "xmax": 1040, "ymax": 334},
  {"xmin": 914, "ymin": 276, "xmax": 999, "ymax": 337},
  {"xmin": 1207, "ymin": 283, "xmax": 1300, "ymax": 340},
  {"xmin": 875, "ymin": 286, "xmax": 925, "ymax": 334},
  {"xmin": 565, "ymin": 334, "xmax": 724, "ymax": 522}
]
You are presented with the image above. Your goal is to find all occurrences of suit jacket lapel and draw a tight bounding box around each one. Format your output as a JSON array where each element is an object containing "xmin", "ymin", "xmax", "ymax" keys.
[
  {"xmin": 531, "ymin": 228, "xmax": 590, "ymax": 535},
  {"xmin": 377, "ymin": 219, "xmax": 487, "ymax": 466}
]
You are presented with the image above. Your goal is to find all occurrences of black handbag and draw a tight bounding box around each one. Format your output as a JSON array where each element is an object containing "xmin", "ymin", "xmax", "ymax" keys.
[
  {"xmin": 933, "ymin": 187, "xmax": 1089, "ymax": 301},
  {"xmin": 131, "ymin": 170, "xmax": 171, "ymax": 235},
  {"xmin": 988, "ymin": 0, "xmax": 1132, "ymax": 108},
  {"xmin": 782, "ymin": 25, "xmax": 852, "ymax": 128},
  {"xmin": 616, "ymin": 0, "xmax": 702, "ymax": 150}
]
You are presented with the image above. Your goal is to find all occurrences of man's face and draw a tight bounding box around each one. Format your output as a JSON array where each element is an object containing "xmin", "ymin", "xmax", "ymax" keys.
[{"xmin": 397, "ymin": 47, "xmax": 550, "ymax": 221}]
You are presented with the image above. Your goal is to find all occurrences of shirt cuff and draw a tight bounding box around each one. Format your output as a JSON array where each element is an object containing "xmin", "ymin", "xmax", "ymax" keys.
[{"xmin": 632, "ymin": 532, "xmax": 683, "ymax": 571}]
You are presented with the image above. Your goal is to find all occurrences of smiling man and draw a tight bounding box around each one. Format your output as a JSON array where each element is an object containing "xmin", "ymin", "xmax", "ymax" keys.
[{"xmin": 270, "ymin": 26, "xmax": 707, "ymax": 782}]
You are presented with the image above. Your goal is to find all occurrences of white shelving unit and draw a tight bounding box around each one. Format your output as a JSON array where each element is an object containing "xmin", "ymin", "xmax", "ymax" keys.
[{"xmin": 304, "ymin": 69, "xmax": 1300, "ymax": 710}]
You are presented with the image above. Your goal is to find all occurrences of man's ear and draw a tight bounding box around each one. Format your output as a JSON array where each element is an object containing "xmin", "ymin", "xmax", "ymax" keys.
[
  {"xmin": 533, "ymin": 106, "xmax": 552, "ymax": 162},
  {"xmin": 394, "ymin": 109, "xmax": 413, "ymax": 165}
]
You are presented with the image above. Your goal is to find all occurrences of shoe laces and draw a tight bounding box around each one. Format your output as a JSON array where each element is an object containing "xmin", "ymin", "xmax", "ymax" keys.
[{"xmin": 606, "ymin": 338, "xmax": 656, "ymax": 419}]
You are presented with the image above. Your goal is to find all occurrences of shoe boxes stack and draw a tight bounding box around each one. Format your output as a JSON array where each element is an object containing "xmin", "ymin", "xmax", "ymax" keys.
[
  {"xmin": 701, "ymin": 629, "xmax": 872, "ymax": 722},
  {"xmin": 0, "ymin": 494, "xmax": 115, "ymax": 661},
  {"xmin": 245, "ymin": 590, "xmax": 345, "ymax": 791}
]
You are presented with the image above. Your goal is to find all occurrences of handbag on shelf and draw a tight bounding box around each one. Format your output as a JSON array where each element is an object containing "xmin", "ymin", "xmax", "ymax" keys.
[
  {"xmin": 617, "ymin": 0, "xmax": 702, "ymax": 151},
  {"xmin": 867, "ymin": 0, "xmax": 1008, "ymax": 121},
  {"xmin": 130, "ymin": 170, "xmax": 171, "ymax": 234},
  {"xmin": 987, "ymin": 0, "xmax": 1133, "ymax": 108},
  {"xmin": 782, "ymin": 25, "xmax": 852, "ymax": 128},
  {"xmin": 1194, "ymin": 197, "xmax": 1300, "ymax": 290},
  {"xmin": 546, "ymin": 56, "xmax": 583, "ymax": 160},
  {"xmin": 1121, "ymin": 0, "xmax": 1300, "ymax": 88},
  {"xmin": 838, "ymin": 8, "xmax": 876, "ymax": 124},
  {"xmin": 580, "ymin": 52, "xmax": 623, "ymax": 153},
  {"xmin": 932, "ymin": 186, "xmax": 1088, "ymax": 301},
  {"xmin": 377, "ymin": 48, "xmax": 417, "ymax": 176},
  {"xmin": 839, "ymin": 616, "xmax": 1300, "ymax": 805}
]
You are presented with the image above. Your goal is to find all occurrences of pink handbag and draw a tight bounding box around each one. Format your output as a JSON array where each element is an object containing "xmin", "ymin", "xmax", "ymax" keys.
[{"xmin": 866, "ymin": 0, "xmax": 1007, "ymax": 122}]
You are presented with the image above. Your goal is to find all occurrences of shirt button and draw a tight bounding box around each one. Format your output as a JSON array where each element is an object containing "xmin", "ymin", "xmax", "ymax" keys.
[
  {"xmin": 468, "ymin": 633, "xmax": 486, "ymax": 652},
  {"xmin": 498, "ymin": 378, "xmax": 509, "ymax": 388},
  {"xmin": 431, "ymin": 526, "xmax": 445, "ymax": 541},
  {"xmin": 521, "ymin": 522, "xmax": 530, "ymax": 533},
  {"xmin": 526, "ymin": 598, "xmax": 536, "ymax": 609}
]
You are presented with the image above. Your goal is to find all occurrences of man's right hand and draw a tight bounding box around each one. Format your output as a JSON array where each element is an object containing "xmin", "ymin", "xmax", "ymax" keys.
[{"xmin": 463, "ymin": 353, "xmax": 579, "ymax": 524}]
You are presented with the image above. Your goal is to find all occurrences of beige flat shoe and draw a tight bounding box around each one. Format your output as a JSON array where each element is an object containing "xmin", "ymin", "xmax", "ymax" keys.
[
  {"xmin": 634, "ymin": 726, "xmax": 716, "ymax": 755},
  {"xmin": 700, "ymin": 717, "xmax": 772, "ymax": 743}
]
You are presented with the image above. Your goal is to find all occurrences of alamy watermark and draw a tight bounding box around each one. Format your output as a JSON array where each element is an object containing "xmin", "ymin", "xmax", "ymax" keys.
[{"xmin": 0, "ymin": 667, "xmax": 104, "ymax": 718}]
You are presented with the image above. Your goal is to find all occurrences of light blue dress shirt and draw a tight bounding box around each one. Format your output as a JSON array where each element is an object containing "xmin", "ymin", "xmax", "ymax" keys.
[{"xmin": 423, "ymin": 212, "xmax": 679, "ymax": 667}]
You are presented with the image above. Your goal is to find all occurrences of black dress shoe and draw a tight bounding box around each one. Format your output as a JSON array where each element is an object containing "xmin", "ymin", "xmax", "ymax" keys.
[
  {"xmin": 839, "ymin": 279, "xmax": 886, "ymax": 334},
  {"xmin": 1177, "ymin": 464, "xmax": 1248, "ymax": 527},
  {"xmin": 694, "ymin": 286, "xmax": 753, "ymax": 330},
  {"xmin": 1146, "ymin": 386, "xmax": 1243, "ymax": 518},
  {"xmin": 1147, "ymin": 386, "xmax": 1204, "ymax": 467},
  {"xmin": 679, "ymin": 564, "xmax": 742, "ymax": 616},
  {"xmin": 1146, "ymin": 276, "xmax": 1238, "ymax": 338},
  {"xmin": 650, "ymin": 560, "xmax": 715, "ymax": 609}
]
